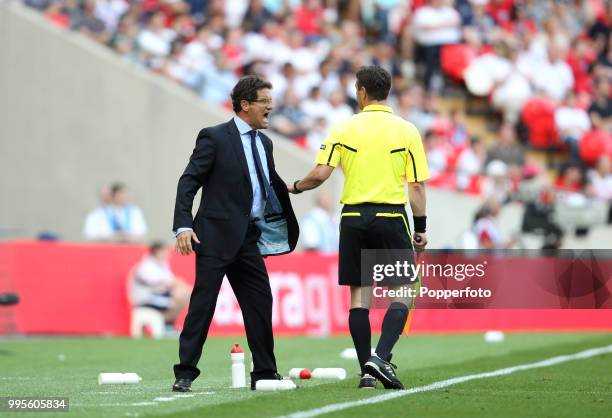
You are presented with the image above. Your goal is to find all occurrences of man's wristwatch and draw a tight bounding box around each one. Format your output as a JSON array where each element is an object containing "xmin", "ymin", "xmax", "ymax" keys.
[{"xmin": 293, "ymin": 180, "xmax": 303, "ymax": 194}]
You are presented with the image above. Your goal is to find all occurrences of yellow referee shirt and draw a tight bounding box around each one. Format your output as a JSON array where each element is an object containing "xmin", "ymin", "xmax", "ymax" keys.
[{"xmin": 315, "ymin": 104, "xmax": 430, "ymax": 205}]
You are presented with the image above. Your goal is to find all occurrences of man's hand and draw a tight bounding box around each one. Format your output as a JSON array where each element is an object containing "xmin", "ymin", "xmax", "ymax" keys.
[
  {"xmin": 286, "ymin": 182, "xmax": 296, "ymax": 194},
  {"xmin": 175, "ymin": 230, "xmax": 200, "ymax": 256},
  {"xmin": 413, "ymin": 232, "xmax": 428, "ymax": 252}
]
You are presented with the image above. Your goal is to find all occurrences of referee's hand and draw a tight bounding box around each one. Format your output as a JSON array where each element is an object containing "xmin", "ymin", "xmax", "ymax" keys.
[
  {"xmin": 175, "ymin": 230, "xmax": 200, "ymax": 256},
  {"xmin": 413, "ymin": 232, "xmax": 428, "ymax": 252}
]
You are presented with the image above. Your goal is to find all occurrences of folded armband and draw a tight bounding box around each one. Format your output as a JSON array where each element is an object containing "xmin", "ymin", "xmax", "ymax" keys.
[{"xmin": 413, "ymin": 216, "xmax": 427, "ymax": 233}]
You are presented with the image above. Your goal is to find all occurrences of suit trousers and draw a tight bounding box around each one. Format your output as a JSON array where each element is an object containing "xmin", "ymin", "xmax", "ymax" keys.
[{"xmin": 173, "ymin": 222, "xmax": 277, "ymax": 381}]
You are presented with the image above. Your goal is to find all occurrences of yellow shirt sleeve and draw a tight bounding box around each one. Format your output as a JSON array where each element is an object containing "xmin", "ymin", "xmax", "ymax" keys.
[
  {"xmin": 405, "ymin": 125, "xmax": 430, "ymax": 183},
  {"xmin": 315, "ymin": 127, "xmax": 342, "ymax": 167}
]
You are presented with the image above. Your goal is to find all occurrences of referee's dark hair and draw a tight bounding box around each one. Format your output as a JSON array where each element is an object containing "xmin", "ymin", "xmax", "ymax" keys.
[
  {"xmin": 231, "ymin": 75, "xmax": 273, "ymax": 113},
  {"xmin": 356, "ymin": 65, "xmax": 391, "ymax": 101}
]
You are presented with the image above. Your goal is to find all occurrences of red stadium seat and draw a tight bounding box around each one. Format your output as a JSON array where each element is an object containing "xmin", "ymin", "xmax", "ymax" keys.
[
  {"xmin": 466, "ymin": 175, "xmax": 484, "ymax": 195},
  {"xmin": 521, "ymin": 97, "xmax": 561, "ymax": 149},
  {"xmin": 427, "ymin": 171, "xmax": 457, "ymax": 189},
  {"xmin": 446, "ymin": 144, "xmax": 467, "ymax": 171},
  {"xmin": 294, "ymin": 136, "xmax": 307, "ymax": 148},
  {"xmin": 440, "ymin": 44, "xmax": 476, "ymax": 82},
  {"xmin": 579, "ymin": 130, "xmax": 612, "ymax": 166}
]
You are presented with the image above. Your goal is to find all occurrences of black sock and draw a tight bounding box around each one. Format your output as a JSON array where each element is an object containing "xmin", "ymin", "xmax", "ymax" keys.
[
  {"xmin": 348, "ymin": 308, "xmax": 371, "ymax": 374},
  {"xmin": 376, "ymin": 302, "xmax": 409, "ymax": 362}
]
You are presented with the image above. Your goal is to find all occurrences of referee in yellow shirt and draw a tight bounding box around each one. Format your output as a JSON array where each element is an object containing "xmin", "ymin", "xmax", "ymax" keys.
[{"xmin": 288, "ymin": 65, "xmax": 429, "ymax": 390}]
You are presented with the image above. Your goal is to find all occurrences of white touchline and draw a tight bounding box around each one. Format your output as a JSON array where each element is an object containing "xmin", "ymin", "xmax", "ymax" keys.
[
  {"xmin": 274, "ymin": 344, "xmax": 612, "ymax": 418},
  {"xmin": 153, "ymin": 397, "xmax": 178, "ymax": 402}
]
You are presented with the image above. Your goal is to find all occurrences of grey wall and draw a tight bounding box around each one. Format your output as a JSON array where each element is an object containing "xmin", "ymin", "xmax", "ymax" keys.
[{"xmin": 0, "ymin": 2, "xmax": 333, "ymax": 242}]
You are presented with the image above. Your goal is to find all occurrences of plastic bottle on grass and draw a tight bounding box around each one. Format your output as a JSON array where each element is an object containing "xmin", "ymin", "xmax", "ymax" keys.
[{"xmin": 231, "ymin": 343, "xmax": 246, "ymax": 388}]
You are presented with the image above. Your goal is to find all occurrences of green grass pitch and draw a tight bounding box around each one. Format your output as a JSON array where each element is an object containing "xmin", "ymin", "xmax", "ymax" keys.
[{"xmin": 0, "ymin": 333, "xmax": 611, "ymax": 418}]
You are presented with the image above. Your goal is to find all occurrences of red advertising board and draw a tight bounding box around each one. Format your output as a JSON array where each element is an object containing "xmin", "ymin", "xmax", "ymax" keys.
[{"xmin": 0, "ymin": 241, "xmax": 611, "ymax": 335}]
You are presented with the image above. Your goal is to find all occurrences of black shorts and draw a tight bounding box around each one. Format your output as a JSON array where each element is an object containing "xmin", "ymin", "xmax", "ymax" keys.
[{"xmin": 339, "ymin": 203, "xmax": 415, "ymax": 287}]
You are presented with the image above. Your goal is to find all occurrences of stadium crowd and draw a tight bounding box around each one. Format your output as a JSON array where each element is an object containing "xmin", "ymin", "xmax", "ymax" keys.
[{"xmin": 24, "ymin": 0, "xmax": 612, "ymax": 248}]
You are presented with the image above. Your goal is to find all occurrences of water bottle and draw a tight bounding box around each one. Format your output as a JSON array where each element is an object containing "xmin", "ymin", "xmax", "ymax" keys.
[
  {"xmin": 98, "ymin": 373, "xmax": 142, "ymax": 384},
  {"xmin": 255, "ymin": 379, "xmax": 297, "ymax": 391},
  {"xmin": 230, "ymin": 343, "xmax": 246, "ymax": 388},
  {"xmin": 311, "ymin": 368, "xmax": 347, "ymax": 380}
]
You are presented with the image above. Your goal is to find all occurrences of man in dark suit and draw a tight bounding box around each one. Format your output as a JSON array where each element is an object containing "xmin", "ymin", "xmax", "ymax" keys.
[{"xmin": 172, "ymin": 75, "xmax": 299, "ymax": 392}]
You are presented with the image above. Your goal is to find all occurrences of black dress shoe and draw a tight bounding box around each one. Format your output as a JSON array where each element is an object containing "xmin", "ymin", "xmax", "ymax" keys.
[
  {"xmin": 172, "ymin": 378, "xmax": 193, "ymax": 392},
  {"xmin": 250, "ymin": 372, "xmax": 282, "ymax": 390}
]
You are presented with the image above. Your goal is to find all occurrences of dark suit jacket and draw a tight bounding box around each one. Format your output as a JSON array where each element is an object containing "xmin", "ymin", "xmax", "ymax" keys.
[{"xmin": 173, "ymin": 119, "xmax": 299, "ymax": 260}]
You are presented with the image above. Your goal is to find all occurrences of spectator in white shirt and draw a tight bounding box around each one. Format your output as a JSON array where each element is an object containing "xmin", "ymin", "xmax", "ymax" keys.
[
  {"xmin": 586, "ymin": 156, "xmax": 612, "ymax": 224},
  {"xmin": 491, "ymin": 46, "xmax": 533, "ymax": 124},
  {"xmin": 531, "ymin": 45, "xmax": 574, "ymax": 102},
  {"xmin": 129, "ymin": 242, "xmax": 191, "ymax": 329},
  {"xmin": 301, "ymin": 86, "xmax": 332, "ymax": 122},
  {"xmin": 94, "ymin": 0, "xmax": 128, "ymax": 32},
  {"xmin": 306, "ymin": 116, "xmax": 328, "ymax": 154},
  {"xmin": 137, "ymin": 11, "xmax": 176, "ymax": 68},
  {"xmin": 325, "ymin": 90, "xmax": 354, "ymax": 128},
  {"xmin": 555, "ymin": 92, "xmax": 591, "ymax": 161},
  {"xmin": 412, "ymin": 0, "xmax": 462, "ymax": 91},
  {"xmin": 318, "ymin": 58, "xmax": 342, "ymax": 98},
  {"xmin": 466, "ymin": 41, "xmax": 512, "ymax": 92},
  {"xmin": 481, "ymin": 160, "xmax": 512, "ymax": 204},
  {"xmin": 301, "ymin": 191, "xmax": 339, "ymax": 253},
  {"xmin": 200, "ymin": 53, "xmax": 239, "ymax": 106},
  {"xmin": 83, "ymin": 182, "xmax": 147, "ymax": 243},
  {"xmin": 423, "ymin": 130, "xmax": 449, "ymax": 178},
  {"xmin": 180, "ymin": 27, "xmax": 218, "ymax": 90},
  {"xmin": 456, "ymin": 137, "xmax": 486, "ymax": 190},
  {"xmin": 162, "ymin": 41, "xmax": 195, "ymax": 87},
  {"xmin": 588, "ymin": 155, "xmax": 612, "ymax": 199},
  {"xmin": 268, "ymin": 62, "xmax": 296, "ymax": 103},
  {"xmin": 288, "ymin": 31, "xmax": 319, "ymax": 75}
]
